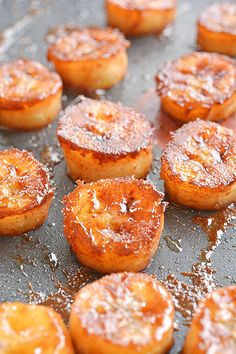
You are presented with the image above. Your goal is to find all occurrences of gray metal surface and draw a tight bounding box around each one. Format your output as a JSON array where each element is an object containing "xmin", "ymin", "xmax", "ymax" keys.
[{"xmin": 0, "ymin": 1, "xmax": 236, "ymax": 353}]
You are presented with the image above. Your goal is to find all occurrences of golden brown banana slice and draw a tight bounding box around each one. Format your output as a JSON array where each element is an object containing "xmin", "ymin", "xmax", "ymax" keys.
[
  {"xmin": 70, "ymin": 272, "xmax": 174, "ymax": 354},
  {"xmin": 106, "ymin": 0, "xmax": 176, "ymax": 36},
  {"xmin": 183, "ymin": 286, "xmax": 236, "ymax": 354},
  {"xmin": 63, "ymin": 177, "xmax": 166, "ymax": 273},
  {"xmin": 156, "ymin": 52, "xmax": 236, "ymax": 123},
  {"xmin": 47, "ymin": 27, "xmax": 129, "ymax": 90},
  {"xmin": 0, "ymin": 59, "xmax": 62, "ymax": 130},
  {"xmin": 0, "ymin": 302, "xmax": 74, "ymax": 353},
  {"xmin": 0, "ymin": 149, "xmax": 54, "ymax": 236},
  {"xmin": 197, "ymin": 3, "xmax": 236, "ymax": 57},
  {"xmin": 57, "ymin": 96, "xmax": 153, "ymax": 182},
  {"xmin": 160, "ymin": 120, "xmax": 236, "ymax": 210}
]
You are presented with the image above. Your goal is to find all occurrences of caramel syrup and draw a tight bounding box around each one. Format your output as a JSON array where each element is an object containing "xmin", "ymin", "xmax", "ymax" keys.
[
  {"xmin": 135, "ymin": 88, "xmax": 180, "ymax": 147},
  {"xmin": 164, "ymin": 204, "xmax": 236, "ymax": 324},
  {"xmin": 135, "ymin": 89, "xmax": 236, "ymax": 149},
  {"xmin": 28, "ymin": 267, "xmax": 98, "ymax": 323},
  {"xmin": 192, "ymin": 204, "xmax": 236, "ymax": 262}
]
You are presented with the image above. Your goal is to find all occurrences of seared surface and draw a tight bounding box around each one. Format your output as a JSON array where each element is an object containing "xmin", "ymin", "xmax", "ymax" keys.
[
  {"xmin": 47, "ymin": 27, "xmax": 129, "ymax": 62},
  {"xmin": 156, "ymin": 52, "xmax": 236, "ymax": 108},
  {"xmin": 57, "ymin": 96, "xmax": 153, "ymax": 158},
  {"xmin": 161, "ymin": 120, "xmax": 236, "ymax": 188},
  {"xmin": 198, "ymin": 3, "xmax": 236, "ymax": 36},
  {"xmin": 0, "ymin": 60, "xmax": 62, "ymax": 110},
  {"xmin": 0, "ymin": 149, "xmax": 53, "ymax": 218}
]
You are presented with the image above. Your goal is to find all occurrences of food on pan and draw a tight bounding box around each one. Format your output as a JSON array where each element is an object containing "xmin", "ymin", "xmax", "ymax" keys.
[
  {"xmin": 57, "ymin": 96, "xmax": 153, "ymax": 182},
  {"xmin": 156, "ymin": 52, "xmax": 236, "ymax": 123},
  {"xmin": 0, "ymin": 59, "xmax": 62, "ymax": 130},
  {"xmin": 160, "ymin": 120, "xmax": 236, "ymax": 210},
  {"xmin": 47, "ymin": 27, "xmax": 129, "ymax": 90},
  {"xmin": 63, "ymin": 177, "xmax": 166, "ymax": 273},
  {"xmin": 183, "ymin": 285, "xmax": 236, "ymax": 354},
  {"xmin": 70, "ymin": 272, "xmax": 174, "ymax": 354},
  {"xmin": 0, "ymin": 302, "xmax": 74, "ymax": 353},
  {"xmin": 0, "ymin": 149, "xmax": 54, "ymax": 236},
  {"xmin": 197, "ymin": 3, "xmax": 236, "ymax": 57},
  {"xmin": 105, "ymin": 0, "xmax": 176, "ymax": 36}
]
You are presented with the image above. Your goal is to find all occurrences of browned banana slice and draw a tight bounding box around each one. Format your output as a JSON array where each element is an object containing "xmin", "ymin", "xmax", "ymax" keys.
[
  {"xmin": 0, "ymin": 149, "xmax": 54, "ymax": 236},
  {"xmin": 70, "ymin": 272, "xmax": 174, "ymax": 354},
  {"xmin": 63, "ymin": 177, "xmax": 166, "ymax": 273},
  {"xmin": 183, "ymin": 286, "xmax": 236, "ymax": 354},
  {"xmin": 47, "ymin": 27, "xmax": 129, "ymax": 90},
  {"xmin": 106, "ymin": 0, "xmax": 176, "ymax": 36},
  {"xmin": 160, "ymin": 120, "xmax": 236, "ymax": 210},
  {"xmin": 0, "ymin": 59, "xmax": 62, "ymax": 130},
  {"xmin": 197, "ymin": 3, "xmax": 236, "ymax": 57},
  {"xmin": 156, "ymin": 52, "xmax": 236, "ymax": 123},
  {"xmin": 57, "ymin": 96, "xmax": 153, "ymax": 182},
  {"xmin": 0, "ymin": 302, "xmax": 74, "ymax": 353}
]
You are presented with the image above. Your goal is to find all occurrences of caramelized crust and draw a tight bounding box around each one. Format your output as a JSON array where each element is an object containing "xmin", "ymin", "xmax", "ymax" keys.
[
  {"xmin": 198, "ymin": 3, "xmax": 236, "ymax": 36},
  {"xmin": 70, "ymin": 272, "xmax": 174, "ymax": 354},
  {"xmin": 183, "ymin": 286, "xmax": 236, "ymax": 354},
  {"xmin": 47, "ymin": 27, "xmax": 129, "ymax": 62},
  {"xmin": 161, "ymin": 120, "xmax": 236, "ymax": 210},
  {"xmin": 0, "ymin": 302, "xmax": 74, "ymax": 353},
  {"xmin": 197, "ymin": 3, "xmax": 236, "ymax": 57},
  {"xmin": 58, "ymin": 96, "xmax": 152, "ymax": 157},
  {"xmin": 106, "ymin": 0, "xmax": 176, "ymax": 36},
  {"xmin": 0, "ymin": 60, "xmax": 62, "ymax": 110},
  {"xmin": 63, "ymin": 177, "xmax": 166, "ymax": 273},
  {"xmin": 47, "ymin": 27, "xmax": 129, "ymax": 90},
  {"xmin": 0, "ymin": 149, "xmax": 53, "ymax": 218},
  {"xmin": 156, "ymin": 52, "xmax": 236, "ymax": 122},
  {"xmin": 162, "ymin": 121, "xmax": 236, "ymax": 188},
  {"xmin": 57, "ymin": 97, "xmax": 153, "ymax": 181}
]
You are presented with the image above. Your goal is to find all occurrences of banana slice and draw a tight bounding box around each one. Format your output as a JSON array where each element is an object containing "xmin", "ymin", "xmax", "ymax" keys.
[
  {"xmin": 0, "ymin": 59, "xmax": 62, "ymax": 130},
  {"xmin": 0, "ymin": 149, "xmax": 54, "ymax": 236},
  {"xmin": 183, "ymin": 286, "xmax": 236, "ymax": 354},
  {"xmin": 197, "ymin": 3, "xmax": 236, "ymax": 57},
  {"xmin": 70, "ymin": 272, "xmax": 174, "ymax": 354},
  {"xmin": 106, "ymin": 0, "xmax": 176, "ymax": 36},
  {"xmin": 63, "ymin": 177, "xmax": 166, "ymax": 273},
  {"xmin": 47, "ymin": 27, "xmax": 129, "ymax": 90},
  {"xmin": 57, "ymin": 96, "xmax": 153, "ymax": 182},
  {"xmin": 0, "ymin": 302, "xmax": 74, "ymax": 353},
  {"xmin": 160, "ymin": 120, "xmax": 236, "ymax": 210},
  {"xmin": 156, "ymin": 52, "xmax": 236, "ymax": 123}
]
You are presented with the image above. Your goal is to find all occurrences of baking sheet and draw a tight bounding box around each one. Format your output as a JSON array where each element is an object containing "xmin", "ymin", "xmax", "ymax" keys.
[{"xmin": 0, "ymin": 1, "xmax": 236, "ymax": 353}]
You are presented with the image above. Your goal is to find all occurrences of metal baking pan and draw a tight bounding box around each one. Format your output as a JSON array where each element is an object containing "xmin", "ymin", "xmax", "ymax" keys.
[{"xmin": 0, "ymin": 1, "xmax": 235, "ymax": 353}]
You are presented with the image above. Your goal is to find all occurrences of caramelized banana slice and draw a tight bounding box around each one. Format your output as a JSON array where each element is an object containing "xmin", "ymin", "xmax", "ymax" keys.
[
  {"xmin": 63, "ymin": 177, "xmax": 166, "ymax": 273},
  {"xmin": 70, "ymin": 272, "xmax": 174, "ymax": 354},
  {"xmin": 47, "ymin": 27, "xmax": 129, "ymax": 90},
  {"xmin": 0, "ymin": 149, "xmax": 54, "ymax": 236},
  {"xmin": 183, "ymin": 286, "xmax": 236, "ymax": 354},
  {"xmin": 57, "ymin": 96, "xmax": 153, "ymax": 182},
  {"xmin": 0, "ymin": 60, "xmax": 62, "ymax": 130},
  {"xmin": 161, "ymin": 120, "xmax": 236, "ymax": 210},
  {"xmin": 0, "ymin": 302, "xmax": 74, "ymax": 353},
  {"xmin": 156, "ymin": 52, "xmax": 236, "ymax": 123},
  {"xmin": 197, "ymin": 3, "xmax": 236, "ymax": 57},
  {"xmin": 106, "ymin": 0, "xmax": 176, "ymax": 36}
]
